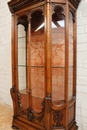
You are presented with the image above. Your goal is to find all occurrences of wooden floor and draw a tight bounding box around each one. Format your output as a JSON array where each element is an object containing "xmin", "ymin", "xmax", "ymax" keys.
[{"xmin": 0, "ymin": 101, "xmax": 14, "ymax": 130}]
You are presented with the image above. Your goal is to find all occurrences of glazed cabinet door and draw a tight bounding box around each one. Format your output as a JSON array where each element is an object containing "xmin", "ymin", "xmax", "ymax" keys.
[
  {"xmin": 16, "ymin": 8, "xmax": 46, "ymax": 129},
  {"xmin": 17, "ymin": 15, "xmax": 29, "ymax": 111},
  {"xmin": 30, "ymin": 10, "xmax": 45, "ymax": 113}
]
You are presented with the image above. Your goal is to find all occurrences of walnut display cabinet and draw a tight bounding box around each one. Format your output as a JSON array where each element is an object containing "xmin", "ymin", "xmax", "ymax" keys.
[{"xmin": 8, "ymin": 0, "xmax": 80, "ymax": 130}]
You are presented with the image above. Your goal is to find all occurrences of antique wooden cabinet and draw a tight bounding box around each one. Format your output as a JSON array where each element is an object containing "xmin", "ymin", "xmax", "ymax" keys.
[{"xmin": 8, "ymin": 0, "xmax": 80, "ymax": 130}]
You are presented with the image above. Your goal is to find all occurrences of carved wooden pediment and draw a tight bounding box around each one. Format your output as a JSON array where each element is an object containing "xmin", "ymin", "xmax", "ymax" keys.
[
  {"xmin": 69, "ymin": 0, "xmax": 81, "ymax": 8},
  {"xmin": 8, "ymin": 0, "xmax": 44, "ymax": 13},
  {"xmin": 8, "ymin": 0, "xmax": 80, "ymax": 13}
]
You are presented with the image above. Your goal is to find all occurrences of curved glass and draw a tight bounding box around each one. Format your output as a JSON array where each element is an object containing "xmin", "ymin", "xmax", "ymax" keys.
[
  {"xmin": 18, "ymin": 24, "xmax": 26, "ymax": 93},
  {"xmin": 18, "ymin": 15, "xmax": 28, "ymax": 109},
  {"xmin": 68, "ymin": 11, "xmax": 74, "ymax": 100},
  {"xmin": 30, "ymin": 10, "xmax": 45, "ymax": 112},
  {"xmin": 52, "ymin": 6, "xmax": 65, "ymax": 103}
]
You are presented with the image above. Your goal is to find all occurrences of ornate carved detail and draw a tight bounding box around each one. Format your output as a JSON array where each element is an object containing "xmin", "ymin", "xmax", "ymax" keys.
[
  {"xmin": 53, "ymin": 110, "xmax": 63, "ymax": 128},
  {"xmin": 35, "ymin": 113, "xmax": 44, "ymax": 123},
  {"xmin": 69, "ymin": 0, "xmax": 81, "ymax": 8},
  {"xmin": 28, "ymin": 108, "xmax": 44, "ymax": 123},
  {"xmin": 9, "ymin": 0, "xmax": 29, "ymax": 13},
  {"xmin": 17, "ymin": 92, "xmax": 27, "ymax": 116},
  {"xmin": 45, "ymin": 95, "xmax": 51, "ymax": 113},
  {"xmin": 17, "ymin": 19, "xmax": 28, "ymax": 31},
  {"xmin": 8, "ymin": 0, "xmax": 44, "ymax": 13},
  {"xmin": 28, "ymin": 108, "xmax": 35, "ymax": 121},
  {"xmin": 10, "ymin": 86, "xmax": 15, "ymax": 100}
]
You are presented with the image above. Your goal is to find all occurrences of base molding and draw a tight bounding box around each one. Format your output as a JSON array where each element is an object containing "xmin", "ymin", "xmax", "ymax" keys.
[
  {"xmin": 12, "ymin": 116, "xmax": 78, "ymax": 130},
  {"xmin": 12, "ymin": 117, "xmax": 45, "ymax": 130},
  {"xmin": 69, "ymin": 122, "xmax": 78, "ymax": 130}
]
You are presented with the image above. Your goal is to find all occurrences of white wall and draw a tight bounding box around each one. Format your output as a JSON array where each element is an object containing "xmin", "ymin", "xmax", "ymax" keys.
[
  {"xmin": 0, "ymin": 0, "xmax": 87, "ymax": 129},
  {"xmin": 76, "ymin": 0, "xmax": 87, "ymax": 129},
  {"xmin": 0, "ymin": 0, "xmax": 12, "ymax": 105}
]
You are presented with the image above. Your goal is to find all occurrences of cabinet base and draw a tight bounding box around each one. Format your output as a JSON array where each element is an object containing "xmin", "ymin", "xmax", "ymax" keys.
[{"xmin": 12, "ymin": 118, "xmax": 78, "ymax": 130}]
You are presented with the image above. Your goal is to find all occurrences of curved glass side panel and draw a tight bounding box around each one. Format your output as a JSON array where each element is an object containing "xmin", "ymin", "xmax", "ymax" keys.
[
  {"xmin": 18, "ymin": 15, "xmax": 28, "ymax": 109},
  {"xmin": 52, "ymin": 6, "xmax": 65, "ymax": 103},
  {"xmin": 68, "ymin": 11, "xmax": 74, "ymax": 100},
  {"xmin": 30, "ymin": 10, "xmax": 45, "ymax": 112},
  {"xmin": 18, "ymin": 24, "xmax": 26, "ymax": 93}
]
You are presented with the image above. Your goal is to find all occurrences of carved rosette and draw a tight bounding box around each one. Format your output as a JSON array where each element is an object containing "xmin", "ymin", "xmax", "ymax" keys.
[{"xmin": 53, "ymin": 110, "xmax": 63, "ymax": 128}]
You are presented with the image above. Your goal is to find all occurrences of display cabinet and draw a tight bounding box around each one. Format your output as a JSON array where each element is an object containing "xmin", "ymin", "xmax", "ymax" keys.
[{"xmin": 8, "ymin": 0, "xmax": 80, "ymax": 130}]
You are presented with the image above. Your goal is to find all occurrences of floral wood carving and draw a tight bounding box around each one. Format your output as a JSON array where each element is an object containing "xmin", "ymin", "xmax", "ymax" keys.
[
  {"xmin": 28, "ymin": 108, "xmax": 35, "ymax": 121},
  {"xmin": 53, "ymin": 110, "xmax": 63, "ymax": 128},
  {"xmin": 28, "ymin": 108, "xmax": 44, "ymax": 124},
  {"xmin": 18, "ymin": 92, "xmax": 27, "ymax": 116}
]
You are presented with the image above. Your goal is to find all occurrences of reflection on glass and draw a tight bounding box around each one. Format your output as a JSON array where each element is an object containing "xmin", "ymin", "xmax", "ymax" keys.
[
  {"xmin": 68, "ymin": 12, "xmax": 74, "ymax": 100},
  {"xmin": 52, "ymin": 6, "xmax": 65, "ymax": 103},
  {"xmin": 31, "ymin": 11, "xmax": 45, "ymax": 112},
  {"xmin": 18, "ymin": 24, "xmax": 27, "ymax": 94}
]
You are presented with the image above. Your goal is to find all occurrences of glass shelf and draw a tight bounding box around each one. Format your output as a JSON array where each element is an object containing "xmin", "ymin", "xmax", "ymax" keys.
[
  {"xmin": 18, "ymin": 65, "xmax": 28, "ymax": 67},
  {"xmin": 18, "ymin": 36, "xmax": 26, "ymax": 39},
  {"xmin": 31, "ymin": 66, "xmax": 44, "ymax": 68},
  {"xmin": 52, "ymin": 66, "xmax": 65, "ymax": 68}
]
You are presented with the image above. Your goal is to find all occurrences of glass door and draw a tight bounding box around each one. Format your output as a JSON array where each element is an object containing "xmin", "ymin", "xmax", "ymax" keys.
[
  {"xmin": 18, "ymin": 15, "xmax": 28, "ymax": 109},
  {"xmin": 52, "ymin": 6, "xmax": 65, "ymax": 104},
  {"xmin": 30, "ymin": 10, "xmax": 45, "ymax": 112}
]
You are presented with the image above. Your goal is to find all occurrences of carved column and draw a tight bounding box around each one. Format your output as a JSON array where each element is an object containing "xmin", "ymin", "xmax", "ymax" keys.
[{"xmin": 27, "ymin": 14, "xmax": 32, "ymax": 109}]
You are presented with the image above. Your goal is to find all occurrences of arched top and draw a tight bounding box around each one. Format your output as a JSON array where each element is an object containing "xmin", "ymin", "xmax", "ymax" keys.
[
  {"xmin": 17, "ymin": 14, "xmax": 28, "ymax": 31},
  {"xmin": 53, "ymin": 4, "xmax": 65, "ymax": 17},
  {"xmin": 28, "ymin": 7, "xmax": 44, "ymax": 19},
  {"xmin": 30, "ymin": 9, "xmax": 44, "ymax": 34},
  {"xmin": 53, "ymin": 5, "xmax": 64, "ymax": 12},
  {"xmin": 52, "ymin": 5, "xmax": 65, "ymax": 28},
  {"xmin": 69, "ymin": 8, "xmax": 75, "ymax": 22}
]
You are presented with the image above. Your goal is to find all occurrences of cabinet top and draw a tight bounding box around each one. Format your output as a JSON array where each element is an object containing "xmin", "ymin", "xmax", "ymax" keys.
[{"xmin": 8, "ymin": 0, "xmax": 81, "ymax": 14}]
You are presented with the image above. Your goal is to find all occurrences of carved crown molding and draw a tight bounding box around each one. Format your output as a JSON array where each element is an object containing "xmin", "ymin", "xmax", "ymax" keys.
[
  {"xmin": 8, "ymin": 0, "xmax": 44, "ymax": 13},
  {"xmin": 69, "ymin": 0, "xmax": 81, "ymax": 8},
  {"xmin": 8, "ymin": 0, "xmax": 80, "ymax": 13}
]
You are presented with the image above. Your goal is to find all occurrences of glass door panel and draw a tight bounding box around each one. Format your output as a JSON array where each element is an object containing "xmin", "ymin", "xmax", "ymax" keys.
[
  {"xmin": 52, "ymin": 6, "xmax": 65, "ymax": 103},
  {"xmin": 18, "ymin": 18, "xmax": 28, "ymax": 109},
  {"xmin": 18, "ymin": 24, "xmax": 27, "ymax": 93},
  {"xmin": 30, "ymin": 10, "xmax": 45, "ymax": 112}
]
